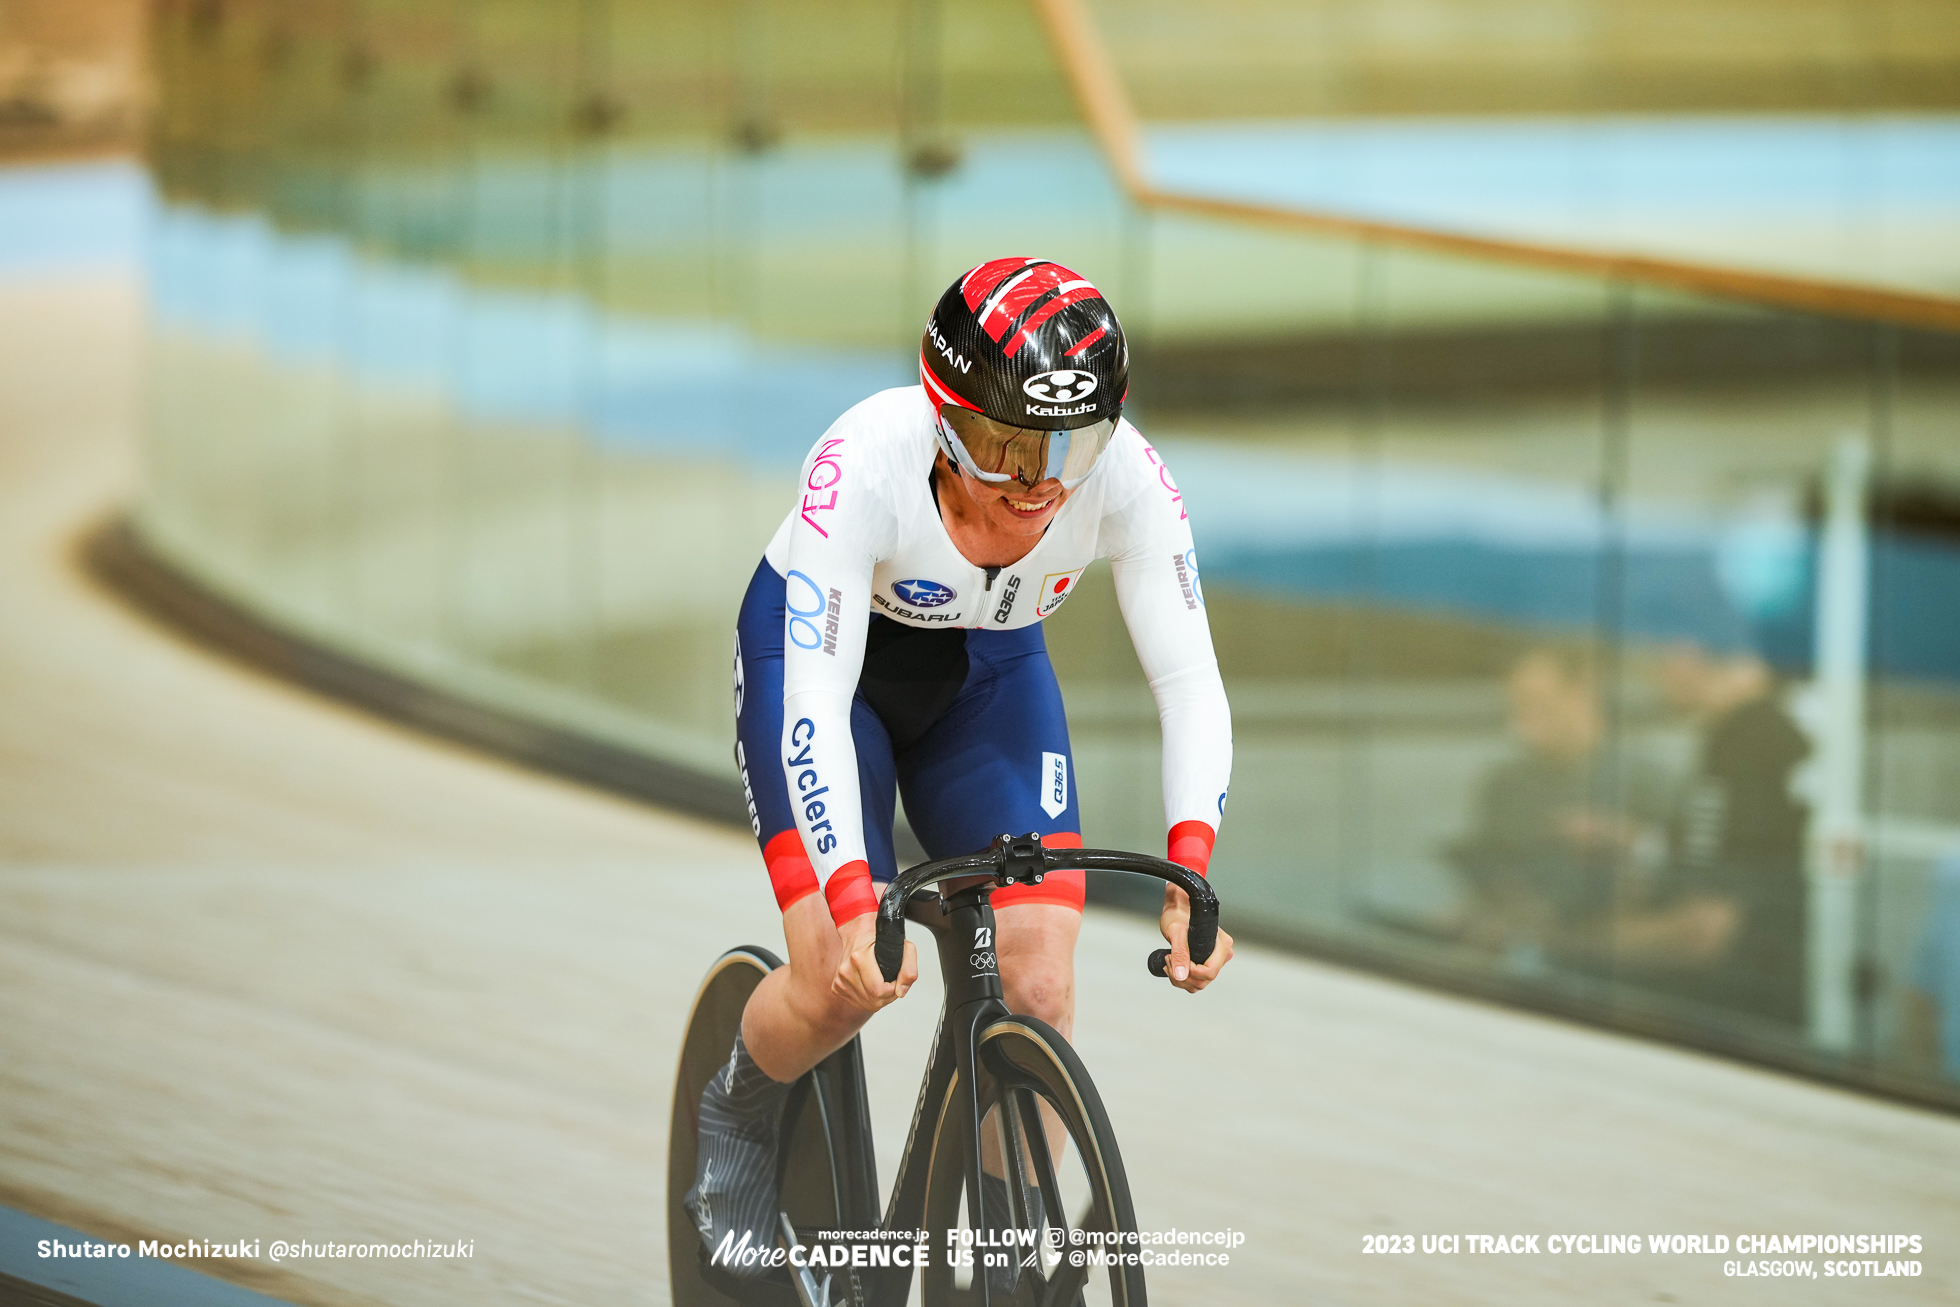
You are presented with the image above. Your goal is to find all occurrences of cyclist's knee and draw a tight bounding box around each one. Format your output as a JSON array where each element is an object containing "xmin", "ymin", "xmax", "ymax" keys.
[
  {"xmin": 998, "ymin": 943, "xmax": 1076, "ymax": 1029},
  {"xmin": 995, "ymin": 903, "xmax": 1079, "ymax": 1030},
  {"xmin": 995, "ymin": 903, "xmax": 1080, "ymax": 960},
  {"xmin": 1003, "ymin": 955, "xmax": 1074, "ymax": 1025}
]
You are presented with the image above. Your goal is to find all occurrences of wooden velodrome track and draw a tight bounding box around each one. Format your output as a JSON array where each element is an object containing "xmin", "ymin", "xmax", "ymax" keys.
[{"xmin": 2, "ymin": 273, "xmax": 1957, "ymax": 1307}]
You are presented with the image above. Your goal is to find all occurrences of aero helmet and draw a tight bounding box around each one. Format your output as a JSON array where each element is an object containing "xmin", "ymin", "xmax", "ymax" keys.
[{"xmin": 920, "ymin": 257, "xmax": 1127, "ymax": 489}]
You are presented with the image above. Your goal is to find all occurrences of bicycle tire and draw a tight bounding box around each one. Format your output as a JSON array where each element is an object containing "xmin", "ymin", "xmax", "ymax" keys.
[{"xmin": 919, "ymin": 1016, "xmax": 1147, "ymax": 1307}]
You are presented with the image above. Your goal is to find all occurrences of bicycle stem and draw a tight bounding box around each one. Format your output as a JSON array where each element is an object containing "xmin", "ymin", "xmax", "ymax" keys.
[{"xmin": 875, "ymin": 833, "xmax": 1221, "ymax": 983}]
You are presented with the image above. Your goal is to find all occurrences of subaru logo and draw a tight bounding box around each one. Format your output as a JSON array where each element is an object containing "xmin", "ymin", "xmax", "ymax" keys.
[
  {"xmin": 893, "ymin": 578, "xmax": 956, "ymax": 608},
  {"xmin": 1022, "ymin": 369, "xmax": 1097, "ymax": 404}
]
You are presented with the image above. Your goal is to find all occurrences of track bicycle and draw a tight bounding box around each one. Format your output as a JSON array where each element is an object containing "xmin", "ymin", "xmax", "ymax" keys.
[{"xmin": 668, "ymin": 832, "xmax": 1221, "ymax": 1307}]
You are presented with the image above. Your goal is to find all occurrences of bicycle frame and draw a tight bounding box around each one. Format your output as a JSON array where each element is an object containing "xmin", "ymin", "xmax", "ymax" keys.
[{"xmin": 820, "ymin": 832, "xmax": 1218, "ymax": 1307}]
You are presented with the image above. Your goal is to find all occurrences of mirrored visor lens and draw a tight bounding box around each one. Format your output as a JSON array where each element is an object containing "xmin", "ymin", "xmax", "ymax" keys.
[
  {"xmin": 1049, "ymin": 418, "xmax": 1117, "ymax": 485},
  {"xmin": 941, "ymin": 408, "xmax": 1116, "ymax": 486}
]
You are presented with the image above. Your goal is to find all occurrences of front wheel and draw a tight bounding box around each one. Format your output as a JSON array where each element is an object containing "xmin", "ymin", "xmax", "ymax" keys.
[{"xmin": 920, "ymin": 1017, "xmax": 1146, "ymax": 1307}]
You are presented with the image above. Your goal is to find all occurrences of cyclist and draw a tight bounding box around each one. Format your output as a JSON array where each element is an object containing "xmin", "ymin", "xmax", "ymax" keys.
[{"xmin": 686, "ymin": 257, "xmax": 1235, "ymax": 1267}]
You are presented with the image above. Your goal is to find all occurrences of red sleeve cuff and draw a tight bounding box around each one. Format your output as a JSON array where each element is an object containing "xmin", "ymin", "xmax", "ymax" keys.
[
  {"xmin": 1167, "ymin": 820, "xmax": 1215, "ymax": 876},
  {"xmin": 763, "ymin": 829, "xmax": 821, "ymax": 912},
  {"xmin": 823, "ymin": 860, "xmax": 878, "ymax": 924}
]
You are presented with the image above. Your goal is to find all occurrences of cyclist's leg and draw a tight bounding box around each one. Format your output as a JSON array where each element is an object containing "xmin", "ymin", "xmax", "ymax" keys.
[
  {"xmin": 993, "ymin": 903, "xmax": 1081, "ymax": 1038},
  {"xmin": 898, "ymin": 630, "xmax": 1082, "ymax": 1275},
  {"xmin": 895, "ymin": 623, "xmax": 1085, "ymax": 1037}
]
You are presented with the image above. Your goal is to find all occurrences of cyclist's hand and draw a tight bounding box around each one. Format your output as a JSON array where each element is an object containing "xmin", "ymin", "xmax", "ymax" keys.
[
  {"xmin": 832, "ymin": 912, "xmax": 917, "ymax": 1011},
  {"xmin": 1159, "ymin": 884, "xmax": 1233, "ymax": 993}
]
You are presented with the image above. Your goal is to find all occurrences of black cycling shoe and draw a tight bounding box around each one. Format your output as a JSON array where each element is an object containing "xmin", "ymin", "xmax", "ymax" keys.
[{"xmin": 683, "ymin": 1031, "xmax": 791, "ymax": 1281}]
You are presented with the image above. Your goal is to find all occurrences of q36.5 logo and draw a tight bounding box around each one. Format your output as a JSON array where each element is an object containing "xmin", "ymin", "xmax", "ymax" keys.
[
  {"xmin": 1022, "ymin": 369, "xmax": 1097, "ymax": 404},
  {"xmin": 892, "ymin": 578, "xmax": 956, "ymax": 608}
]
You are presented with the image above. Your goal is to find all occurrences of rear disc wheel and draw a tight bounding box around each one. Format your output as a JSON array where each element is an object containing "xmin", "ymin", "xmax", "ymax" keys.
[
  {"xmin": 669, "ymin": 946, "xmax": 782, "ymax": 1307},
  {"xmin": 668, "ymin": 946, "xmax": 878, "ymax": 1307}
]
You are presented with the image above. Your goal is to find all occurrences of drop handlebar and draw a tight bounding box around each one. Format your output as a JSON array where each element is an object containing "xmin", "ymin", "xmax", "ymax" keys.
[{"xmin": 873, "ymin": 833, "xmax": 1219, "ymax": 984}]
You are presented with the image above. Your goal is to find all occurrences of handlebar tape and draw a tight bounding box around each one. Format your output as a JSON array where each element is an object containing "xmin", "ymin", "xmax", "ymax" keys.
[
  {"xmin": 875, "ymin": 916, "xmax": 906, "ymax": 985},
  {"xmin": 1188, "ymin": 907, "xmax": 1218, "ymax": 966},
  {"xmin": 1147, "ymin": 905, "xmax": 1218, "ymax": 978}
]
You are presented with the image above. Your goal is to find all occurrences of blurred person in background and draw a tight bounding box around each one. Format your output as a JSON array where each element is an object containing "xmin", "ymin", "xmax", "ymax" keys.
[
  {"xmin": 1902, "ymin": 851, "xmax": 1960, "ymax": 1082},
  {"xmin": 1603, "ymin": 645, "xmax": 1810, "ymax": 1026},
  {"xmin": 1445, "ymin": 647, "xmax": 1670, "ymax": 971}
]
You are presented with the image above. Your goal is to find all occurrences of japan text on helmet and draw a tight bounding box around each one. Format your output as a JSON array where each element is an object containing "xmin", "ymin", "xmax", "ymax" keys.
[{"xmin": 919, "ymin": 257, "xmax": 1127, "ymax": 434}]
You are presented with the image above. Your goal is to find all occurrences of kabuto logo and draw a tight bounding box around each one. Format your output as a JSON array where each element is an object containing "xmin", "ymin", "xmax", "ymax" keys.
[
  {"xmin": 892, "ymin": 578, "xmax": 956, "ymax": 608},
  {"xmin": 1023, "ymin": 369, "xmax": 1097, "ymax": 404}
]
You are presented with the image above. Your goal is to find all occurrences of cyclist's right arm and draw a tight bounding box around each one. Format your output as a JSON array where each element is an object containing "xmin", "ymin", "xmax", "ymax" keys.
[
  {"xmin": 779, "ymin": 425, "xmax": 883, "ymax": 924},
  {"xmin": 775, "ymin": 410, "xmax": 918, "ymax": 1005}
]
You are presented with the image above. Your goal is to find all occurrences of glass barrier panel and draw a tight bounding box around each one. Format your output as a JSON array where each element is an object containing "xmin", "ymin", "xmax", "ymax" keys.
[
  {"xmin": 1346, "ymin": 246, "xmax": 1616, "ymax": 989},
  {"xmin": 1871, "ymin": 322, "xmax": 1960, "ymax": 1092},
  {"xmin": 1611, "ymin": 290, "xmax": 1876, "ymax": 1054},
  {"xmin": 130, "ymin": 0, "xmax": 1960, "ymax": 1109}
]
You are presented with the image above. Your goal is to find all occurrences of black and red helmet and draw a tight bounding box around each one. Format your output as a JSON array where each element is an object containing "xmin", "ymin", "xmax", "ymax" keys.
[{"xmin": 919, "ymin": 257, "xmax": 1127, "ymax": 432}]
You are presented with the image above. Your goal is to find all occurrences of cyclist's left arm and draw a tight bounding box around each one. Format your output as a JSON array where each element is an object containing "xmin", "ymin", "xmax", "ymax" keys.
[{"xmin": 1101, "ymin": 432, "xmax": 1235, "ymax": 992}]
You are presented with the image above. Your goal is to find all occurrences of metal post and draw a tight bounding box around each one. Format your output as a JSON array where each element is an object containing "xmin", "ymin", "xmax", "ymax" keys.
[{"xmin": 1807, "ymin": 436, "xmax": 1868, "ymax": 1052}]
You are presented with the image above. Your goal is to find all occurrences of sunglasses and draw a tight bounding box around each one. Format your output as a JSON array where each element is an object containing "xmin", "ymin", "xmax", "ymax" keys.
[{"xmin": 935, "ymin": 406, "xmax": 1118, "ymax": 490}]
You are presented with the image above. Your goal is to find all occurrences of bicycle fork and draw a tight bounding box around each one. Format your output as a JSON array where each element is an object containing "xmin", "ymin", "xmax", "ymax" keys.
[{"xmin": 940, "ymin": 887, "xmax": 1010, "ymax": 1307}]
